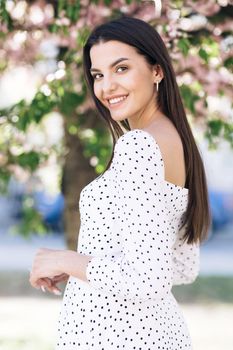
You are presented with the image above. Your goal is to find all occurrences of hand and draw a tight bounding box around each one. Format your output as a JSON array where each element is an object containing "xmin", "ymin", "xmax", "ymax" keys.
[
  {"xmin": 36, "ymin": 273, "xmax": 69, "ymax": 295},
  {"xmin": 51, "ymin": 273, "xmax": 69, "ymax": 285},
  {"xmin": 29, "ymin": 247, "xmax": 65, "ymax": 290}
]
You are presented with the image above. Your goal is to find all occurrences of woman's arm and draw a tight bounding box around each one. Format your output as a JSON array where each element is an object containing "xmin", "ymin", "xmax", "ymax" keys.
[
  {"xmin": 29, "ymin": 247, "xmax": 93, "ymax": 291},
  {"xmin": 172, "ymin": 226, "xmax": 200, "ymax": 285}
]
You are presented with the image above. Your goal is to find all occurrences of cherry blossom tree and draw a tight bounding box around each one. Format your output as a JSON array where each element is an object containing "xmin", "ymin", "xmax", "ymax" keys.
[{"xmin": 0, "ymin": 0, "xmax": 232, "ymax": 247}]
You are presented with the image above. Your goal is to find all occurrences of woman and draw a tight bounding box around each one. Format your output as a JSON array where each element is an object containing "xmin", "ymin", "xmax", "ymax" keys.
[{"xmin": 30, "ymin": 16, "xmax": 211, "ymax": 349}]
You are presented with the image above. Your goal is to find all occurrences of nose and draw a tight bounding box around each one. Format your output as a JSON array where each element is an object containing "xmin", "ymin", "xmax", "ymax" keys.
[{"xmin": 102, "ymin": 74, "xmax": 117, "ymax": 94}]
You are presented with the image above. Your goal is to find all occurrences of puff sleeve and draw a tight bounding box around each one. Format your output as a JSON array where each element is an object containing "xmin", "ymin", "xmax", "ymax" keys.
[
  {"xmin": 85, "ymin": 129, "xmax": 173, "ymax": 302},
  {"xmin": 172, "ymin": 226, "xmax": 200, "ymax": 285}
]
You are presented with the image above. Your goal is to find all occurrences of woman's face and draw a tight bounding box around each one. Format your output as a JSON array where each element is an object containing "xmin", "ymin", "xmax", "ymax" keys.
[{"xmin": 89, "ymin": 40, "xmax": 159, "ymax": 126}]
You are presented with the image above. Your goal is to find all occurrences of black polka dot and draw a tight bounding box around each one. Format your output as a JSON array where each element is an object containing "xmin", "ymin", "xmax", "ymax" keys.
[{"xmin": 55, "ymin": 129, "xmax": 199, "ymax": 349}]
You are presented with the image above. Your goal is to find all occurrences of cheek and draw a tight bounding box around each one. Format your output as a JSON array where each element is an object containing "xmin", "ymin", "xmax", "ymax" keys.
[
  {"xmin": 93, "ymin": 83, "xmax": 98, "ymax": 97},
  {"xmin": 124, "ymin": 70, "xmax": 153, "ymax": 93},
  {"xmin": 93, "ymin": 83, "xmax": 103, "ymax": 102},
  {"xmin": 136, "ymin": 73, "xmax": 155, "ymax": 96}
]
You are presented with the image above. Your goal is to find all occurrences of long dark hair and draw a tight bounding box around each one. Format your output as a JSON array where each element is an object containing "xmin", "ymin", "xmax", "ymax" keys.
[{"xmin": 83, "ymin": 16, "xmax": 211, "ymax": 244}]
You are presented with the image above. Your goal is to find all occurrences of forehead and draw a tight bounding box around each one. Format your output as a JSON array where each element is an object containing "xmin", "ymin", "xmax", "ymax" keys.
[{"xmin": 90, "ymin": 40, "xmax": 138, "ymax": 64}]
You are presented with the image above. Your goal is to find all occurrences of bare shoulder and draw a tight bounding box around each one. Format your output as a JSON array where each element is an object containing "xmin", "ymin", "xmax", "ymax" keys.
[{"xmin": 143, "ymin": 117, "xmax": 186, "ymax": 187}]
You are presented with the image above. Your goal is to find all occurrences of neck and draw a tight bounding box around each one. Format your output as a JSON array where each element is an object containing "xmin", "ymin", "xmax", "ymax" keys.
[{"xmin": 129, "ymin": 109, "xmax": 167, "ymax": 130}]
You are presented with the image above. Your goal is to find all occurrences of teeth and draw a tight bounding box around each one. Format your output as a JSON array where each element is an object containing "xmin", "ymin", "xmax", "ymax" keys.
[{"xmin": 109, "ymin": 95, "xmax": 127, "ymax": 104}]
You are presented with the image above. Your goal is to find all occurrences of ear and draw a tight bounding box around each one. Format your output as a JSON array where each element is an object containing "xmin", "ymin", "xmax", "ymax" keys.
[{"xmin": 153, "ymin": 64, "xmax": 164, "ymax": 83}]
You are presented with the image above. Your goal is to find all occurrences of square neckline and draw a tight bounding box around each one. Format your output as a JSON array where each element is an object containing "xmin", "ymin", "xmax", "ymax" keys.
[{"xmin": 118, "ymin": 128, "xmax": 189, "ymax": 193}]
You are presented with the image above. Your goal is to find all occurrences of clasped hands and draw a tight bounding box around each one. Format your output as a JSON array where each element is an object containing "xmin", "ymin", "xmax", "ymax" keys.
[{"xmin": 29, "ymin": 247, "xmax": 68, "ymax": 296}]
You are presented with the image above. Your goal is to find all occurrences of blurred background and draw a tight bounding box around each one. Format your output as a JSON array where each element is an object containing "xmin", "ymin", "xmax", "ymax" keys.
[{"xmin": 0, "ymin": 1, "xmax": 233, "ymax": 349}]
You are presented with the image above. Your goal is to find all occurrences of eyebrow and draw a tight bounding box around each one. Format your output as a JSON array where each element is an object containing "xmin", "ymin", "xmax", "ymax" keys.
[{"xmin": 90, "ymin": 57, "xmax": 129, "ymax": 73}]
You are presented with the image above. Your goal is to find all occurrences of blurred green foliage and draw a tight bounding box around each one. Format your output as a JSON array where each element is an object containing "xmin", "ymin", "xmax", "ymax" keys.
[
  {"xmin": 12, "ymin": 195, "xmax": 48, "ymax": 237},
  {"xmin": 173, "ymin": 275, "xmax": 233, "ymax": 304},
  {"xmin": 205, "ymin": 119, "xmax": 233, "ymax": 149},
  {"xmin": 0, "ymin": 1, "xmax": 232, "ymax": 236}
]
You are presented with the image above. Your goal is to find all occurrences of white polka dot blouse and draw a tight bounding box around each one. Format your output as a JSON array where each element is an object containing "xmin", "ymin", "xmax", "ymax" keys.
[{"xmin": 55, "ymin": 129, "xmax": 200, "ymax": 350}]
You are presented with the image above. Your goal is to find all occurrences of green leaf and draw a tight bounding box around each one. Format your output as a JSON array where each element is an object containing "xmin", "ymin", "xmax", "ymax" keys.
[
  {"xmin": 0, "ymin": 168, "xmax": 11, "ymax": 194},
  {"xmin": 16, "ymin": 152, "xmax": 46, "ymax": 171},
  {"xmin": 58, "ymin": 0, "xmax": 66, "ymax": 15},
  {"xmin": 204, "ymin": 119, "xmax": 233, "ymax": 149},
  {"xmin": 224, "ymin": 57, "xmax": 233, "ymax": 73},
  {"xmin": 177, "ymin": 38, "xmax": 190, "ymax": 57},
  {"xmin": 12, "ymin": 196, "xmax": 48, "ymax": 238},
  {"xmin": 0, "ymin": 0, "xmax": 13, "ymax": 31},
  {"xmin": 48, "ymin": 23, "xmax": 59, "ymax": 33},
  {"xmin": 198, "ymin": 48, "xmax": 209, "ymax": 64},
  {"xmin": 68, "ymin": 3, "xmax": 81, "ymax": 22},
  {"xmin": 207, "ymin": 119, "xmax": 223, "ymax": 136},
  {"xmin": 104, "ymin": 0, "xmax": 112, "ymax": 5},
  {"xmin": 180, "ymin": 84, "xmax": 200, "ymax": 114},
  {"xmin": 77, "ymin": 27, "xmax": 91, "ymax": 47},
  {"xmin": 14, "ymin": 93, "xmax": 56, "ymax": 131},
  {"xmin": 59, "ymin": 91, "xmax": 85, "ymax": 115}
]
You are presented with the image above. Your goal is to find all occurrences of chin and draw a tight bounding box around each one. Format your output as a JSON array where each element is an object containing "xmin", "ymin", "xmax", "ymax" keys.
[{"xmin": 110, "ymin": 113, "xmax": 126, "ymax": 122}]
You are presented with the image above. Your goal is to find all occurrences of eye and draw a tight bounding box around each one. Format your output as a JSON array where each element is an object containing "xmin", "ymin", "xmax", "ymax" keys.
[
  {"xmin": 92, "ymin": 73, "xmax": 101, "ymax": 80},
  {"xmin": 92, "ymin": 66, "xmax": 128, "ymax": 81},
  {"xmin": 116, "ymin": 66, "xmax": 128, "ymax": 73}
]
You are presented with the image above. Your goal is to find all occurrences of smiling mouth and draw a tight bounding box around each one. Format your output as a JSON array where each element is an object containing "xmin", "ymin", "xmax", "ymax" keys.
[{"xmin": 107, "ymin": 95, "xmax": 128, "ymax": 108}]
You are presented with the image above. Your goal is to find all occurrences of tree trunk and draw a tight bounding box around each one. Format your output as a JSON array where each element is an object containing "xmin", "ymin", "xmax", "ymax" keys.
[{"xmin": 62, "ymin": 110, "xmax": 106, "ymax": 250}]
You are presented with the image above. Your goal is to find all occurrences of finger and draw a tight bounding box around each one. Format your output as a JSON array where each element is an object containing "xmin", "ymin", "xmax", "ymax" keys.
[
  {"xmin": 42, "ymin": 284, "xmax": 62, "ymax": 295},
  {"xmin": 37, "ymin": 278, "xmax": 62, "ymax": 295},
  {"xmin": 49, "ymin": 275, "xmax": 66, "ymax": 284},
  {"xmin": 51, "ymin": 286, "xmax": 62, "ymax": 296},
  {"xmin": 52, "ymin": 274, "xmax": 69, "ymax": 283},
  {"xmin": 29, "ymin": 275, "xmax": 40, "ymax": 289},
  {"xmin": 40, "ymin": 277, "xmax": 53, "ymax": 287},
  {"xmin": 36, "ymin": 277, "xmax": 52, "ymax": 288},
  {"xmin": 33, "ymin": 277, "xmax": 52, "ymax": 292}
]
